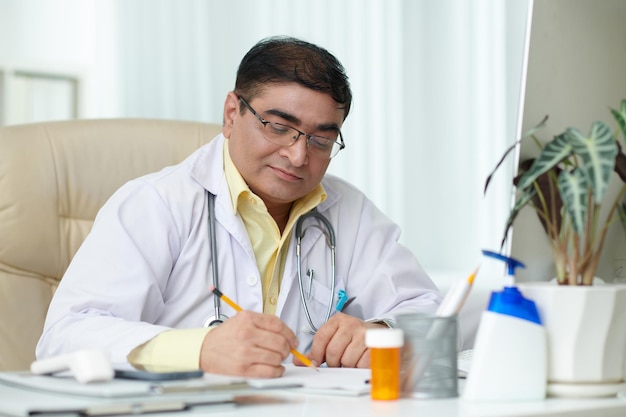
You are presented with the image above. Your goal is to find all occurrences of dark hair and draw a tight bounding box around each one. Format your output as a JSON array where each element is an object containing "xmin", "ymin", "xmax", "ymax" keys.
[{"xmin": 234, "ymin": 36, "xmax": 352, "ymax": 120}]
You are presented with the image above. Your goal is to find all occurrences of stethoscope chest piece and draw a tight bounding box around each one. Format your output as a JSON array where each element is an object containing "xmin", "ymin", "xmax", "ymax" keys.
[{"xmin": 202, "ymin": 313, "xmax": 229, "ymax": 328}]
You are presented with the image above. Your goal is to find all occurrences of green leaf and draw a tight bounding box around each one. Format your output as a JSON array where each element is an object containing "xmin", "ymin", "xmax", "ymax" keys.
[
  {"xmin": 614, "ymin": 142, "xmax": 626, "ymax": 182},
  {"xmin": 558, "ymin": 169, "xmax": 589, "ymax": 234},
  {"xmin": 565, "ymin": 121, "xmax": 617, "ymax": 203},
  {"xmin": 516, "ymin": 133, "xmax": 572, "ymax": 191},
  {"xmin": 500, "ymin": 188, "xmax": 537, "ymax": 248},
  {"xmin": 517, "ymin": 159, "xmax": 564, "ymax": 234},
  {"xmin": 617, "ymin": 199, "xmax": 626, "ymax": 230},
  {"xmin": 619, "ymin": 201, "xmax": 626, "ymax": 232},
  {"xmin": 611, "ymin": 99, "xmax": 626, "ymax": 142},
  {"xmin": 484, "ymin": 116, "xmax": 548, "ymax": 195}
]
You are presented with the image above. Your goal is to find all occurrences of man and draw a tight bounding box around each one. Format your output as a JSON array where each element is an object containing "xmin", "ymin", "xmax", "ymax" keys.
[{"xmin": 37, "ymin": 36, "xmax": 441, "ymax": 378}]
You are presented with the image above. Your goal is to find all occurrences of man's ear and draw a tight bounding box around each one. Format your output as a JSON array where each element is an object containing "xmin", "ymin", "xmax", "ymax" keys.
[{"xmin": 222, "ymin": 92, "xmax": 239, "ymax": 139}]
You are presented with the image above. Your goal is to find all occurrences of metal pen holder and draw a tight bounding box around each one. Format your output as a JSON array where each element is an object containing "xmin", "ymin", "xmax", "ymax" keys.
[{"xmin": 397, "ymin": 313, "xmax": 458, "ymax": 399}]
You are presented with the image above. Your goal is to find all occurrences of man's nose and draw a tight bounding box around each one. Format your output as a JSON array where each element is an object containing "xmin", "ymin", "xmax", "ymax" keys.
[{"xmin": 283, "ymin": 134, "xmax": 309, "ymax": 166}]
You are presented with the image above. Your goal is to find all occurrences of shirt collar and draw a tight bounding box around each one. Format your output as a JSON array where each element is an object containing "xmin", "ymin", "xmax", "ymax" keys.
[{"xmin": 222, "ymin": 139, "xmax": 326, "ymax": 215}]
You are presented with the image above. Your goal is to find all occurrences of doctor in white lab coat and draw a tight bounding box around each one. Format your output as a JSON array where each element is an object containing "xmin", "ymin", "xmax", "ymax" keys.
[{"xmin": 37, "ymin": 36, "xmax": 441, "ymax": 378}]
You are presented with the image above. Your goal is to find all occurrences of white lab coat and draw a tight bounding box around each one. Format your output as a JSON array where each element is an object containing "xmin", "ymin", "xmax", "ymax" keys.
[{"xmin": 36, "ymin": 134, "xmax": 441, "ymax": 364}]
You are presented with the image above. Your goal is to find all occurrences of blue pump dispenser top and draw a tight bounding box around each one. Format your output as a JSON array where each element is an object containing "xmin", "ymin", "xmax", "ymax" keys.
[{"xmin": 482, "ymin": 250, "xmax": 542, "ymax": 325}]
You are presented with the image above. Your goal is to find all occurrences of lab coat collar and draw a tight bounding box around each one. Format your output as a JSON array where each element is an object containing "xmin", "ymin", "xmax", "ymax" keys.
[
  {"xmin": 187, "ymin": 135, "xmax": 252, "ymax": 258},
  {"xmin": 189, "ymin": 133, "xmax": 226, "ymax": 196}
]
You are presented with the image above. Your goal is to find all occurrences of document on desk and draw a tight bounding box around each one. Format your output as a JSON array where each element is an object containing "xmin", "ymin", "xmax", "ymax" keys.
[
  {"xmin": 148, "ymin": 365, "xmax": 370, "ymax": 396},
  {"xmin": 0, "ymin": 372, "xmax": 234, "ymax": 417},
  {"xmin": 0, "ymin": 371, "xmax": 156, "ymax": 397},
  {"xmin": 0, "ymin": 366, "xmax": 369, "ymax": 417},
  {"xmin": 206, "ymin": 364, "xmax": 371, "ymax": 396}
]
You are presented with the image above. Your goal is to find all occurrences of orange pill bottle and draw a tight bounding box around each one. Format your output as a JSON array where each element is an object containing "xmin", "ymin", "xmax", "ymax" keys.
[{"xmin": 365, "ymin": 328, "xmax": 404, "ymax": 400}]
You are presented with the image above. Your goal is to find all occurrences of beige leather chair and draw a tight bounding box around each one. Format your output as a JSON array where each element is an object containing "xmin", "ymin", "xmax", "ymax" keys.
[{"xmin": 0, "ymin": 118, "xmax": 222, "ymax": 371}]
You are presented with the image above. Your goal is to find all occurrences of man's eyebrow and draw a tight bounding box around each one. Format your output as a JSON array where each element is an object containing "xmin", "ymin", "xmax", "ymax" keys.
[
  {"xmin": 265, "ymin": 109, "xmax": 340, "ymax": 132},
  {"xmin": 265, "ymin": 108, "xmax": 300, "ymax": 124}
]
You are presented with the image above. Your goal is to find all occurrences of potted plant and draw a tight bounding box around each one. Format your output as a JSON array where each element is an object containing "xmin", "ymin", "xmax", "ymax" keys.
[
  {"xmin": 486, "ymin": 99, "xmax": 626, "ymax": 285},
  {"xmin": 484, "ymin": 98, "xmax": 626, "ymax": 397}
]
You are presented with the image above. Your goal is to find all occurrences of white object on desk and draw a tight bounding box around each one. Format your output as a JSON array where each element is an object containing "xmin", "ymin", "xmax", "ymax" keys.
[
  {"xmin": 457, "ymin": 349, "xmax": 473, "ymax": 378},
  {"xmin": 463, "ymin": 311, "xmax": 547, "ymax": 401},
  {"xmin": 30, "ymin": 349, "xmax": 114, "ymax": 384},
  {"xmin": 436, "ymin": 267, "xmax": 479, "ymax": 317}
]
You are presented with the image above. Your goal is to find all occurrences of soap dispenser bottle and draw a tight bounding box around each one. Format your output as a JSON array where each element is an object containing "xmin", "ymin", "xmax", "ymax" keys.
[{"xmin": 463, "ymin": 250, "xmax": 547, "ymax": 402}]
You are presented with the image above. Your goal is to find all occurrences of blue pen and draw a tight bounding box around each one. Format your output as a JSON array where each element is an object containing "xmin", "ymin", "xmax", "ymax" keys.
[
  {"xmin": 335, "ymin": 289, "xmax": 348, "ymax": 311},
  {"xmin": 336, "ymin": 290, "xmax": 356, "ymax": 312}
]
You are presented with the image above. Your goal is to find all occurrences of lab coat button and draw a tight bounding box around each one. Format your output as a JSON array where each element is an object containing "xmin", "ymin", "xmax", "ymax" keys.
[{"xmin": 246, "ymin": 275, "xmax": 257, "ymax": 286}]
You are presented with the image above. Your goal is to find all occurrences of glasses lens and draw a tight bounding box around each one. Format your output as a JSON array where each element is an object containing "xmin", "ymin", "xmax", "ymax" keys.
[
  {"xmin": 307, "ymin": 135, "xmax": 341, "ymax": 158},
  {"xmin": 262, "ymin": 122, "xmax": 343, "ymax": 159},
  {"xmin": 263, "ymin": 122, "xmax": 299, "ymax": 146},
  {"xmin": 328, "ymin": 140, "xmax": 344, "ymax": 158}
]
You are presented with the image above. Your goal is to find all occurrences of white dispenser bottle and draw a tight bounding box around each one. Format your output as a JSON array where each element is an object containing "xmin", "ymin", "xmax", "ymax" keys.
[{"xmin": 463, "ymin": 250, "xmax": 547, "ymax": 402}]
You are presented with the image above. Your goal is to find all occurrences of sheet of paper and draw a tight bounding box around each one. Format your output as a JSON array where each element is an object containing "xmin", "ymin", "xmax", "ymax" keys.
[
  {"xmin": 0, "ymin": 371, "xmax": 154, "ymax": 397},
  {"xmin": 230, "ymin": 364, "xmax": 371, "ymax": 396},
  {"xmin": 1, "ymin": 365, "xmax": 370, "ymax": 400},
  {"xmin": 0, "ymin": 373, "xmax": 234, "ymax": 417}
]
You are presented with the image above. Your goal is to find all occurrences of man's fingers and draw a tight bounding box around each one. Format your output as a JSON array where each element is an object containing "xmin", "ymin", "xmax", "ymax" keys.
[
  {"xmin": 355, "ymin": 349, "xmax": 371, "ymax": 368},
  {"xmin": 309, "ymin": 313, "xmax": 373, "ymax": 368},
  {"xmin": 308, "ymin": 315, "xmax": 340, "ymax": 365},
  {"xmin": 328, "ymin": 334, "xmax": 368, "ymax": 368},
  {"xmin": 199, "ymin": 311, "xmax": 299, "ymax": 377},
  {"xmin": 221, "ymin": 346, "xmax": 287, "ymax": 378},
  {"xmin": 246, "ymin": 311, "xmax": 299, "ymax": 349}
]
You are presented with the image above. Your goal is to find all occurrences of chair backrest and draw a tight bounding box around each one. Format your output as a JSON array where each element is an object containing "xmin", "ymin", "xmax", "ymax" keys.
[{"xmin": 0, "ymin": 118, "xmax": 222, "ymax": 370}]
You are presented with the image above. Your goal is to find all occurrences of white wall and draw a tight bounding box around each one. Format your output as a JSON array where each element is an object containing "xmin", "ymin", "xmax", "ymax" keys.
[
  {"xmin": 0, "ymin": 0, "xmax": 120, "ymax": 119},
  {"xmin": 0, "ymin": 0, "xmax": 534, "ymax": 299},
  {"xmin": 401, "ymin": 0, "xmax": 531, "ymax": 281}
]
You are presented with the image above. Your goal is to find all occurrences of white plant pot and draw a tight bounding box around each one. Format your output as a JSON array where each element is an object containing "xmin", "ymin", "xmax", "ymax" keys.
[{"xmin": 518, "ymin": 282, "xmax": 626, "ymax": 397}]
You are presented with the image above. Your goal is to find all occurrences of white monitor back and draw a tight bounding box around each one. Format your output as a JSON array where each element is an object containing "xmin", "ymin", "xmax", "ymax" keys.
[{"xmin": 510, "ymin": 0, "xmax": 626, "ymax": 283}]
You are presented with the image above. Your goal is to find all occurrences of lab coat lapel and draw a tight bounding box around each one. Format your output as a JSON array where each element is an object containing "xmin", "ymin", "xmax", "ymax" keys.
[
  {"xmin": 213, "ymin": 183, "xmax": 255, "ymax": 260},
  {"xmin": 190, "ymin": 134, "xmax": 255, "ymax": 260}
]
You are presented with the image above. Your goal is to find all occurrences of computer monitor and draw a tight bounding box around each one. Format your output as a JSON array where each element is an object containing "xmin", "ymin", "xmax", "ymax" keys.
[{"xmin": 509, "ymin": 0, "xmax": 626, "ymax": 283}]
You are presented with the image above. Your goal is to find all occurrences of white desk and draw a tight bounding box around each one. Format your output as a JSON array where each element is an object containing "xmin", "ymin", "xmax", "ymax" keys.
[
  {"xmin": 2, "ymin": 375, "xmax": 626, "ymax": 417},
  {"xmin": 195, "ymin": 387, "xmax": 626, "ymax": 417}
]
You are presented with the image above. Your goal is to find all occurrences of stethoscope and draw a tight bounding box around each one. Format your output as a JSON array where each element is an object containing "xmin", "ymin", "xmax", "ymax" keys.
[{"xmin": 201, "ymin": 191, "xmax": 337, "ymax": 334}]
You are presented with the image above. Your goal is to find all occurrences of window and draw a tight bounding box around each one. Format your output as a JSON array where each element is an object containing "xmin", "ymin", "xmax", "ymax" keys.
[{"xmin": 0, "ymin": 67, "xmax": 80, "ymax": 126}]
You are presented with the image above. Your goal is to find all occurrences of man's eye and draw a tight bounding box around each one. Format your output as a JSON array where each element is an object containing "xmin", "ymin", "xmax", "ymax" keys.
[
  {"xmin": 268, "ymin": 123, "xmax": 291, "ymax": 135},
  {"xmin": 310, "ymin": 137, "xmax": 331, "ymax": 150}
]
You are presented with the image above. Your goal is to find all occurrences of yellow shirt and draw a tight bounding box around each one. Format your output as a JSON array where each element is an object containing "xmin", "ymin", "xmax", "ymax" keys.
[{"xmin": 127, "ymin": 139, "xmax": 325, "ymax": 370}]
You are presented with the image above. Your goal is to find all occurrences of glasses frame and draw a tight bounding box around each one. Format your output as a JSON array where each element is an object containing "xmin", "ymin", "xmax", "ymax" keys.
[{"xmin": 238, "ymin": 96, "xmax": 345, "ymax": 159}]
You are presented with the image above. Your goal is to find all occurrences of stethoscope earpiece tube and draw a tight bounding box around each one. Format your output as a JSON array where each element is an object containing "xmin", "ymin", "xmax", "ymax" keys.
[
  {"xmin": 295, "ymin": 209, "xmax": 337, "ymax": 335},
  {"xmin": 207, "ymin": 192, "xmax": 225, "ymax": 325}
]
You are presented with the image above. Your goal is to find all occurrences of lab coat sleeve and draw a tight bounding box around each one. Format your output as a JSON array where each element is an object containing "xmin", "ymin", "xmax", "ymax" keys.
[{"xmin": 36, "ymin": 178, "xmax": 195, "ymax": 364}]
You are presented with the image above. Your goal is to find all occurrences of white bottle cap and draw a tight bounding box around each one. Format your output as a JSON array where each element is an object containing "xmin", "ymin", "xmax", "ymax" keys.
[{"xmin": 365, "ymin": 328, "xmax": 404, "ymax": 348}]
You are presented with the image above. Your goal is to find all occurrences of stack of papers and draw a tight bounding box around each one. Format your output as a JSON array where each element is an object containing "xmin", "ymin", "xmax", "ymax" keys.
[
  {"xmin": 0, "ymin": 372, "xmax": 233, "ymax": 417},
  {"xmin": 0, "ymin": 365, "xmax": 370, "ymax": 416}
]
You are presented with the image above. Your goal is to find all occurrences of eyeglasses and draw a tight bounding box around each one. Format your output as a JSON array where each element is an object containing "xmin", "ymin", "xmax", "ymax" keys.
[{"xmin": 238, "ymin": 96, "xmax": 345, "ymax": 159}]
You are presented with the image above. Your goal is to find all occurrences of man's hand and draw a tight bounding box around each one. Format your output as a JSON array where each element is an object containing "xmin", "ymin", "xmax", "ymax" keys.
[
  {"xmin": 296, "ymin": 313, "xmax": 387, "ymax": 368},
  {"xmin": 199, "ymin": 310, "xmax": 299, "ymax": 378}
]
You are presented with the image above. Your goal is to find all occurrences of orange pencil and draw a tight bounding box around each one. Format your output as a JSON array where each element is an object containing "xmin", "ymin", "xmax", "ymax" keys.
[{"xmin": 209, "ymin": 286, "xmax": 317, "ymax": 371}]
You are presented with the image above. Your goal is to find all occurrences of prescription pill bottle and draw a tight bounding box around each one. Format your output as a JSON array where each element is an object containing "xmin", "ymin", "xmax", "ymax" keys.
[{"xmin": 365, "ymin": 328, "xmax": 404, "ymax": 400}]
